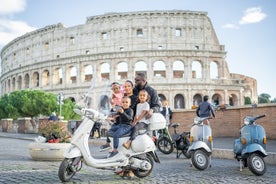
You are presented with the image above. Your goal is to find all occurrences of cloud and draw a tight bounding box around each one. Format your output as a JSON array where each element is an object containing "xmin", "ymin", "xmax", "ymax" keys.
[
  {"xmin": 0, "ymin": 0, "xmax": 35, "ymax": 47},
  {"xmin": 222, "ymin": 23, "xmax": 239, "ymax": 30},
  {"xmin": 0, "ymin": 19, "xmax": 36, "ymax": 46},
  {"xmin": 0, "ymin": 0, "xmax": 26, "ymax": 15},
  {"xmin": 239, "ymin": 7, "xmax": 267, "ymax": 25}
]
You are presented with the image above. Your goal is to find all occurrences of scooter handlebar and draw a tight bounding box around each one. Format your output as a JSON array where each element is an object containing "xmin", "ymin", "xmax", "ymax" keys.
[{"xmin": 254, "ymin": 114, "xmax": 266, "ymax": 121}]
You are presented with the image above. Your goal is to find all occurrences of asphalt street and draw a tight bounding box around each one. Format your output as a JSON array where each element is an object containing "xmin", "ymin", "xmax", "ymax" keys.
[{"xmin": 0, "ymin": 137, "xmax": 276, "ymax": 184}]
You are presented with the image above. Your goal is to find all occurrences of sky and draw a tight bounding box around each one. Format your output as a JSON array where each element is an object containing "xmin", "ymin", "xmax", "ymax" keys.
[{"xmin": 0, "ymin": 0, "xmax": 275, "ymax": 99}]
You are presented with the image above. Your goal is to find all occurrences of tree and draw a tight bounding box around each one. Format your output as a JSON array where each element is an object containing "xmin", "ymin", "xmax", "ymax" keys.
[
  {"xmin": 258, "ymin": 93, "xmax": 271, "ymax": 104},
  {"xmin": 0, "ymin": 90, "xmax": 57, "ymax": 119}
]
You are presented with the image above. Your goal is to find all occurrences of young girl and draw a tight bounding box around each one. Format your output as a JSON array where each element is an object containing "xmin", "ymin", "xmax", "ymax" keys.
[
  {"xmin": 110, "ymin": 82, "xmax": 124, "ymax": 108},
  {"xmin": 123, "ymin": 89, "xmax": 150, "ymax": 149}
]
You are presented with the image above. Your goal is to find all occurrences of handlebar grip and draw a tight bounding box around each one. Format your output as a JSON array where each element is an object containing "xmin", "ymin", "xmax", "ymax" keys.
[{"xmin": 255, "ymin": 114, "xmax": 266, "ymax": 120}]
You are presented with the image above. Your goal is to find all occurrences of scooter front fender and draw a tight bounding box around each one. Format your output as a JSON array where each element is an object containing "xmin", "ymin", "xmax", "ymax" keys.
[
  {"xmin": 64, "ymin": 145, "xmax": 82, "ymax": 158},
  {"xmin": 188, "ymin": 141, "xmax": 212, "ymax": 153},
  {"xmin": 242, "ymin": 143, "xmax": 268, "ymax": 157}
]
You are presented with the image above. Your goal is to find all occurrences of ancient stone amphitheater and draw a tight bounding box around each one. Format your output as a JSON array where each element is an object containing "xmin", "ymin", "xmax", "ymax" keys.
[{"xmin": 0, "ymin": 10, "xmax": 257, "ymax": 110}]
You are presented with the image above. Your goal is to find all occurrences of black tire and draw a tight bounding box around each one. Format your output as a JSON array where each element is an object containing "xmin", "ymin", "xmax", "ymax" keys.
[
  {"xmin": 58, "ymin": 158, "xmax": 78, "ymax": 182},
  {"xmin": 157, "ymin": 137, "xmax": 174, "ymax": 154},
  {"xmin": 133, "ymin": 154, "xmax": 154, "ymax": 178},
  {"xmin": 247, "ymin": 153, "xmax": 266, "ymax": 176},
  {"xmin": 191, "ymin": 149, "xmax": 209, "ymax": 170}
]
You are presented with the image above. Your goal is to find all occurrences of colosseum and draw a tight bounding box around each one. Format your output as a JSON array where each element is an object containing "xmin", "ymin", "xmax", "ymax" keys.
[{"xmin": 0, "ymin": 10, "xmax": 257, "ymax": 111}]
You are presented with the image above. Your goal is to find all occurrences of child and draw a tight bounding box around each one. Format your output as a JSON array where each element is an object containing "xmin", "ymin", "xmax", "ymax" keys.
[
  {"xmin": 110, "ymin": 82, "xmax": 124, "ymax": 109},
  {"xmin": 106, "ymin": 96, "xmax": 133, "ymax": 158},
  {"xmin": 123, "ymin": 90, "xmax": 150, "ymax": 149}
]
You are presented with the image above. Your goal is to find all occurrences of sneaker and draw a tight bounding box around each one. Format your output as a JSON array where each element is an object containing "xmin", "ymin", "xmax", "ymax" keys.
[
  {"xmin": 108, "ymin": 151, "xmax": 118, "ymax": 158},
  {"xmin": 99, "ymin": 144, "xmax": 111, "ymax": 152}
]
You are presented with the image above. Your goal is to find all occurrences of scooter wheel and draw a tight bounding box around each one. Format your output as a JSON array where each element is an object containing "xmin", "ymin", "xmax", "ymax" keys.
[
  {"xmin": 247, "ymin": 153, "xmax": 266, "ymax": 176},
  {"xmin": 191, "ymin": 150, "xmax": 209, "ymax": 170},
  {"xmin": 58, "ymin": 158, "xmax": 79, "ymax": 182},
  {"xmin": 157, "ymin": 137, "xmax": 174, "ymax": 154}
]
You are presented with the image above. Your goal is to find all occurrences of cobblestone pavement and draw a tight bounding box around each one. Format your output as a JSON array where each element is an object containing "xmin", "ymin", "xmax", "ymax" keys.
[{"xmin": 1, "ymin": 138, "xmax": 276, "ymax": 184}]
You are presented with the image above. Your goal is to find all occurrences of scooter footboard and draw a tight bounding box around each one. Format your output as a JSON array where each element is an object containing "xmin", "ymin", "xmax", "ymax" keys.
[{"xmin": 64, "ymin": 145, "xmax": 82, "ymax": 158}]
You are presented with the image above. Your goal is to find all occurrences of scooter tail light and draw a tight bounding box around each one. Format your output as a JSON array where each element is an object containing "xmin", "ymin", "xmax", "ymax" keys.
[
  {"xmin": 263, "ymin": 137, "xmax": 267, "ymax": 144},
  {"xmin": 241, "ymin": 138, "xmax": 246, "ymax": 145},
  {"xmin": 190, "ymin": 136, "xmax": 194, "ymax": 143},
  {"xmin": 208, "ymin": 136, "xmax": 213, "ymax": 142}
]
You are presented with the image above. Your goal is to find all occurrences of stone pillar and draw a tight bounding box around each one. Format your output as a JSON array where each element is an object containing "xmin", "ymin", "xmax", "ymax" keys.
[
  {"xmin": 0, "ymin": 118, "xmax": 13, "ymax": 132},
  {"xmin": 17, "ymin": 117, "xmax": 34, "ymax": 133}
]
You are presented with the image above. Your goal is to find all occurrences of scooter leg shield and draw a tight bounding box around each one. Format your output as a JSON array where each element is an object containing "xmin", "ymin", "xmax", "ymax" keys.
[
  {"xmin": 188, "ymin": 141, "xmax": 212, "ymax": 154},
  {"xmin": 64, "ymin": 146, "xmax": 82, "ymax": 158},
  {"xmin": 242, "ymin": 143, "xmax": 268, "ymax": 157}
]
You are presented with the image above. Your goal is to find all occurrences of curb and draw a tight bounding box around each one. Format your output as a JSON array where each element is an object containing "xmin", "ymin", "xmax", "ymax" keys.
[{"xmin": 212, "ymin": 148, "xmax": 276, "ymax": 165}]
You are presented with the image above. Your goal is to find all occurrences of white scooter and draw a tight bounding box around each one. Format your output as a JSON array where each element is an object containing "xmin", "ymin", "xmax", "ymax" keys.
[
  {"xmin": 58, "ymin": 96, "xmax": 166, "ymax": 182},
  {"xmin": 188, "ymin": 117, "xmax": 213, "ymax": 170}
]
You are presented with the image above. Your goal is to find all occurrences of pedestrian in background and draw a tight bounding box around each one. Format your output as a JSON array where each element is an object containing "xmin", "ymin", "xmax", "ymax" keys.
[{"xmin": 161, "ymin": 100, "xmax": 173, "ymax": 126}]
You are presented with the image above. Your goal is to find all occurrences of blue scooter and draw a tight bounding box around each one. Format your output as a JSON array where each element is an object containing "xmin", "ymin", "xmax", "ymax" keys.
[{"xmin": 233, "ymin": 114, "xmax": 267, "ymax": 176}]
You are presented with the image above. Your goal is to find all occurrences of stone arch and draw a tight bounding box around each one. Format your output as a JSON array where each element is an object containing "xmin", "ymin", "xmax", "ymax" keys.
[
  {"xmin": 192, "ymin": 60, "xmax": 202, "ymax": 79},
  {"xmin": 193, "ymin": 93, "xmax": 202, "ymax": 106},
  {"xmin": 67, "ymin": 66, "xmax": 77, "ymax": 84},
  {"xmin": 210, "ymin": 61, "xmax": 218, "ymax": 79},
  {"xmin": 173, "ymin": 60, "xmax": 184, "ymax": 78},
  {"xmin": 53, "ymin": 67, "xmax": 62, "ymax": 85},
  {"xmin": 12, "ymin": 77, "xmax": 16, "ymax": 91},
  {"xmin": 158, "ymin": 93, "xmax": 166, "ymax": 101},
  {"xmin": 24, "ymin": 73, "xmax": 30, "ymax": 88},
  {"xmin": 174, "ymin": 94, "xmax": 185, "ymax": 109},
  {"xmin": 42, "ymin": 69, "xmax": 50, "ymax": 86},
  {"xmin": 117, "ymin": 62, "xmax": 128, "ymax": 80},
  {"xmin": 134, "ymin": 61, "xmax": 147, "ymax": 76},
  {"xmin": 229, "ymin": 93, "xmax": 238, "ymax": 106},
  {"xmin": 17, "ymin": 75, "xmax": 22, "ymax": 90},
  {"xmin": 153, "ymin": 60, "xmax": 166, "ymax": 77},
  {"xmin": 32, "ymin": 72, "xmax": 39, "ymax": 87},
  {"xmin": 84, "ymin": 65, "xmax": 93, "ymax": 82},
  {"xmin": 212, "ymin": 93, "xmax": 222, "ymax": 106},
  {"xmin": 99, "ymin": 94, "xmax": 110, "ymax": 110},
  {"xmin": 100, "ymin": 62, "xmax": 110, "ymax": 80}
]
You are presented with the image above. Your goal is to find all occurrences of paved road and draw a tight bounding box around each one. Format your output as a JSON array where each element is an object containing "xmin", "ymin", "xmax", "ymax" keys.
[{"xmin": 0, "ymin": 138, "xmax": 276, "ymax": 184}]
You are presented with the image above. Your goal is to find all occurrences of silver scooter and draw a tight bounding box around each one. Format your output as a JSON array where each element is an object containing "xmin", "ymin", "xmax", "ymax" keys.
[{"xmin": 188, "ymin": 117, "xmax": 213, "ymax": 170}]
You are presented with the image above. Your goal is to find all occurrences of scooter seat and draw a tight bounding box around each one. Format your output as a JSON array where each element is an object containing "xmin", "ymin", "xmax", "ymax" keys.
[{"xmin": 171, "ymin": 123, "xmax": 180, "ymax": 128}]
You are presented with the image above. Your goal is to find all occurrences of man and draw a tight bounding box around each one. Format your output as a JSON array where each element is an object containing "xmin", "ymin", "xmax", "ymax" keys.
[
  {"xmin": 196, "ymin": 95, "xmax": 215, "ymax": 118},
  {"xmin": 133, "ymin": 72, "xmax": 161, "ymax": 117}
]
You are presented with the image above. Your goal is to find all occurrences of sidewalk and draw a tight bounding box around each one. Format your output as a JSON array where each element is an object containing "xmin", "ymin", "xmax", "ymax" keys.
[{"xmin": 1, "ymin": 132, "xmax": 275, "ymax": 164}]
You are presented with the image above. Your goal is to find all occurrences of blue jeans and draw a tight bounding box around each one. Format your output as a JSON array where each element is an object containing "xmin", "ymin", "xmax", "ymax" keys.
[{"xmin": 108, "ymin": 124, "xmax": 131, "ymax": 149}]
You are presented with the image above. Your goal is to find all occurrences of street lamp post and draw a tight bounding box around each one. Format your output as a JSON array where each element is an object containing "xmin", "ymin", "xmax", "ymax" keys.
[{"xmin": 57, "ymin": 93, "xmax": 64, "ymax": 117}]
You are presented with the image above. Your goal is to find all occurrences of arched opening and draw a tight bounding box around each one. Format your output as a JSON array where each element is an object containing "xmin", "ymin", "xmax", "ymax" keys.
[
  {"xmin": 117, "ymin": 62, "xmax": 128, "ymax": 80},
  {"xmin": 32, "ymin": 72, "xmax": 39, "ymax": 87},
  {"xmin": 192, "ymin": 61, "xmax": 202, "ymax": 79},
  {"xmin": 210, "ymin": 61, "xmax": 218, "ymax": 79},
  {"xmin": 173, "ymin": 60, "xmax": 184, "ymax": 78},
  {"xmin": 153, "ymin": 61, "xmax": 166, "ymax": 77},
  {"xmin": 84, "ymin": 65, "xmax": 93, "ymax": 82},
  {"xmin": 134, "ymin": 61, "xmax": 147, "ymax": 76},
  {"xmin": 174, "ymin": 94, "xmax": 185, "ymax": 109},
  {"xmin": 101, "ymin": 63, "xmax": 110, "ymax": 80},
  {"xmin": 193, "ymin": 94, "xmax": 202, "ymax": 106}
]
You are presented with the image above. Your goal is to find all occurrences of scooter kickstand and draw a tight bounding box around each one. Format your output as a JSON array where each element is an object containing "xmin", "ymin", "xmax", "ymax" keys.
[{"xmin": 239, "ymin": 160, "xmax": 243, "ymax": 171}]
